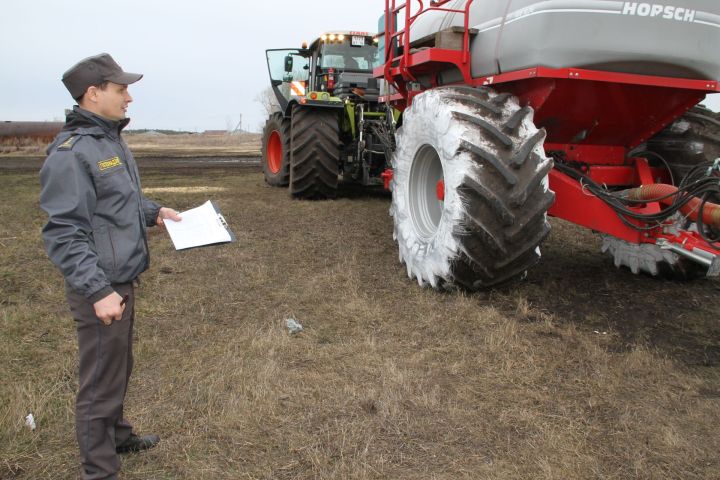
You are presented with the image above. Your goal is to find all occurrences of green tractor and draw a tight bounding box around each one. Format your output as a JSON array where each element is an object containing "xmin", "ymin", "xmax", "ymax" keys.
[{"xmin": 262, "ymin": 31, "xmax": 394, "ymax": 199}]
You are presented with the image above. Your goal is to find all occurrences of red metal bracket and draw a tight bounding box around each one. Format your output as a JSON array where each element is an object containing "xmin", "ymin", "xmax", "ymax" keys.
[{"xmin": 381, "ymin": 169, "xmax": 394, "ymax": 191}]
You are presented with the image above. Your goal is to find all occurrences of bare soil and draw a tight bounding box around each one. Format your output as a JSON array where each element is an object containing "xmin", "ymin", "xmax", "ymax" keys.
[{"xmin": 1, "ymin": 158, "xmax": 719, "ymax": 479}]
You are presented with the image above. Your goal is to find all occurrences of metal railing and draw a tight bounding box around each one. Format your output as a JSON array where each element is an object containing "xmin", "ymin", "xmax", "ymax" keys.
[{"xmin": 383, "ymin": 0, "xmax": 474, "ymax": 87}]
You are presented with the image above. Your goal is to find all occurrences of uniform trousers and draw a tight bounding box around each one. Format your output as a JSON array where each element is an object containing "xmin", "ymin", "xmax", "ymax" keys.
[{"xmin": 66, "ymin": 282, "xmax": 135, "ymax": 480}]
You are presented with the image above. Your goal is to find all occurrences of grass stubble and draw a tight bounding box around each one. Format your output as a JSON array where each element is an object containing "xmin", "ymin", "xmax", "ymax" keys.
[
  {"xmin": 1, "ymin": 164, "xmax": 719, "ymax": 479},
  {"xmin": 0, "ymin": 133, "xmax": 261, "ymax": 158}
]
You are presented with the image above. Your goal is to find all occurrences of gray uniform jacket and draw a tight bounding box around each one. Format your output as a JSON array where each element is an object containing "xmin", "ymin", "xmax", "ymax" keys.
[{"xmin": 40, "ymin": 106, "xmax": 161, "ymax": 303}]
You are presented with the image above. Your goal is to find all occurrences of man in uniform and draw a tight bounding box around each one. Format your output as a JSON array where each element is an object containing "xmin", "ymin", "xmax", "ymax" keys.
[{"xmin": 40, "ymin": 53, "xmax": 181, "ymax": 480}]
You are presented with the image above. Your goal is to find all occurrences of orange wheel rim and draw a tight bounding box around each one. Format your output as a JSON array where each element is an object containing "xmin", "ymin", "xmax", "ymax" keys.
[{"xmin": 267, "ymin": 130, "xmax": 282, "ymax": 174}]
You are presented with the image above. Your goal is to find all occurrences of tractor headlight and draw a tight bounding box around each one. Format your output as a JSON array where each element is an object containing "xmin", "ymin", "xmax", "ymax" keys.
[
  {"xmin": 338, "ymin": 34, "xmax": 345, "ymax": 41},
  {"xmin": 329, "ymin": 34, "xmax": 336, "ymax": 41}
]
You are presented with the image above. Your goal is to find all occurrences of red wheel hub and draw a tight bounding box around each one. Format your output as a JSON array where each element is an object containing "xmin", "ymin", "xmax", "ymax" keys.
[
  {"xmin": 267, "ymin": 130, "xmax": 282, "ymax": 174},
  {"xmin": 436, "ymin": 179, "xmax": 445, "ymax": 201}
]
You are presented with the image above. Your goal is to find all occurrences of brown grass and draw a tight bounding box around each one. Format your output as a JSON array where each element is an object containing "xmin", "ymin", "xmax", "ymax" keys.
[
  {"xmin": 0, "ymin": 132, "xmax": 261, "ymax": 158},
  {"xmin": 125, "ymin": 133, "xmax": 261, "ymax": 157},
  {"xmin": 0, "ymin": 137, "xmax": 51, "ymax": 156},
  {"xmin": 1, "ymin": 166, "xmax": 719, "ymax": 479}
]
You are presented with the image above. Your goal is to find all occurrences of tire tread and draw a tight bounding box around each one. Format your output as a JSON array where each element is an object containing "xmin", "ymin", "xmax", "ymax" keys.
[{"xmin": 290, "ymin": 107, "xmax": 340, "ymax": 199}]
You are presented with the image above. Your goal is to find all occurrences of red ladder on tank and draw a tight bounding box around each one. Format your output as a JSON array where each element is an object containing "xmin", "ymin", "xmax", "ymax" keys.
[{"xmin": 382, "ymin": 0, "xmax": 474, "ymax": 100}]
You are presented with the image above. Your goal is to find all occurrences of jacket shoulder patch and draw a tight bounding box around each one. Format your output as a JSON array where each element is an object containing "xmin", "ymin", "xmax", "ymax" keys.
[
  {"xmin": 57, "ymin": 135, "xmax": 79, "ymax": 151},
  {"xmin": 97, "ymin": 156, "xmax": 123, "ymax": 171}
]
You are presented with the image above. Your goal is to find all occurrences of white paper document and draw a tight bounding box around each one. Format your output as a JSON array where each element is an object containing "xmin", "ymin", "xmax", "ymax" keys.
[{"xmin": 164, "ymin": 200, "xmax": 234, "ymax": 250}]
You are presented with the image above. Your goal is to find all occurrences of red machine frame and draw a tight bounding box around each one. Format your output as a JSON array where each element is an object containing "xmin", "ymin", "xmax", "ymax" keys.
[{"xmin": 376, "ymin": 0, "xmax": 720, "ymax": 262}]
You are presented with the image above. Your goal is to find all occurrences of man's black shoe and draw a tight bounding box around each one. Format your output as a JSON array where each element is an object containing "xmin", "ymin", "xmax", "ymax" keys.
[{"xmin": 116, "ymin": 433, "xmax": 160, "ymax": 454}]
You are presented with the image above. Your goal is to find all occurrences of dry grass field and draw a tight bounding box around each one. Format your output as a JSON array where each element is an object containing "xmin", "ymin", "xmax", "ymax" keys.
[
  {"xmin": 125, "ymin": 133, "xmax": 261, "ymax": 158},
  {"xmin": 1, "ymin": 160, "xmax": 719, "ymax": 479},
  {"xmin": 0, "ymin": 132, "xmax": 261, "ymax": 158}
]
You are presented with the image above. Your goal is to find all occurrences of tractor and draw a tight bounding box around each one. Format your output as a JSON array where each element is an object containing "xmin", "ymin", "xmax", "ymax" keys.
[
  {"xmin": 262, "ymin": 31, "xmax": 395, "ymax": 199},
  {"xmin": 261, "ymin": 1, "xmax": 720, "ymax": 291},
  {"xmin": 371, "ymin": 0, "xmax": 720, "ymax": 289}
]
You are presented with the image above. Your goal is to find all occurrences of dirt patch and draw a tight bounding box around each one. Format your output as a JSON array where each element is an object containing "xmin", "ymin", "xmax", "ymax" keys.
[{"xmin": 143, "ymin": 186, "xmax": 228, "ymax": 194}]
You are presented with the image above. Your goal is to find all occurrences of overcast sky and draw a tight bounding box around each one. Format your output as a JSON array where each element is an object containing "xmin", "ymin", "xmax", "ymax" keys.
[
  {"xmin": 2, "ymin": 1, "xmax": 718, "ymax": 132},
  {"xmin": 0, "ymin": 0, "xmax": 383, "ymax": 132}
]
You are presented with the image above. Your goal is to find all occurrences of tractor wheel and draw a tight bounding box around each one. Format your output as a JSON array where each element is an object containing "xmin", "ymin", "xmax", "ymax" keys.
[
  {"xmin": 261, "ymin": 112, "xmax": 290, "ymax": 187},
  {"xmin": 390, "ymin": 86, "xmax": 555, "ymax": 290},
  {"xmin": 289, "ymin": 106, "xmax": 340, "ymax": 199},
  {"xmin": 600, "ymin": 235, "xmax": 705, "ymax": 280},
  {"xmin": 607, "ymin": 104, "xmax": 720, "ymax": 279},
  {"xmin": 643, "ymin": 105, "xmax": 720, "ymax": 182}
]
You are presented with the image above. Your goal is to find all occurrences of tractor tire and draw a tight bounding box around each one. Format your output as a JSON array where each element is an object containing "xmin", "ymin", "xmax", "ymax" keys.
[
  {"xmin": 261, "ymin": 112, "xmax": 290, "ymax": 187},
  {"xmin": 391, "ymin": 86, "xmax": 555, "ymax": 290},
  {"xmin": 644, "ymin": 105, "xmax": 720, "ymax": 182},
  {"xmin": 289, "ymin": 106, "xmax": 340, "ymax": 199},
  {"xmin": 607, "ymin": 105, "xmax": 720, "ymax": 279}
]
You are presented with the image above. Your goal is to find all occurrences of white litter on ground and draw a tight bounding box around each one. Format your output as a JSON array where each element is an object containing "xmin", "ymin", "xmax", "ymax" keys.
[
  {"xmin": 285, "ymin": 318, "xmax": 303, "ymax": 334},
  {"xmin": 25, "ymin": 413, "xmax": 36, "ymax": 430}
]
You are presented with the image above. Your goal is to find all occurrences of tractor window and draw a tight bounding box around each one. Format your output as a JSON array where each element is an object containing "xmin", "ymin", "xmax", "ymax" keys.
[
  {"xmin": 265, "ymin": 48, "xmax": 311, "ymax": 110},
  {"xmin": 266, "ymin": 49, "xmax": 310, "ymax": 84},
  {"xmin": 318, "ymin": 40, "xmax": 382, "ymax": 72}
]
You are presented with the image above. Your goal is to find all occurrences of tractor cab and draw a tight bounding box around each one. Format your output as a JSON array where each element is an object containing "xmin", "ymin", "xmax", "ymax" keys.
[
  {"xmin": 265, "ymin": 32, "xmax": 381, "ymax": 114},
  {"xmin": 311, "ymin": 31, "xmax": 381, "ymax": 74}
]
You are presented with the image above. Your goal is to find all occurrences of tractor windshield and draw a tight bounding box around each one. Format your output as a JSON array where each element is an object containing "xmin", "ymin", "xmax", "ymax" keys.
[{"xmin": 318, "ymin": 39, "xmax": 381, "ymax": 72}]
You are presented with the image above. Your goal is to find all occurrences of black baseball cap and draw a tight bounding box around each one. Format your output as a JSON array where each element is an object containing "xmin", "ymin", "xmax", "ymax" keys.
[{"xmin": 62, "ymin": 53, "xmax": 143, "ymax": 100}]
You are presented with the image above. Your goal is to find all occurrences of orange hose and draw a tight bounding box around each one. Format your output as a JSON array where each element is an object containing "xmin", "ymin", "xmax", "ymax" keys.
[{"xmin": 627, "ymin": 184, "xmax": 720, "ymax": 228}]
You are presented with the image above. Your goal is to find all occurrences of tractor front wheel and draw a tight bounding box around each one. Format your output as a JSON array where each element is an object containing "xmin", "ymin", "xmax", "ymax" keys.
[
  {"xmin": 261, "ymin": 112, "xmax": 290, "ymax": 187},
  {"xmin": 391, "ymin": 86, "xmax": 555, "ymax": 290},
  {"xmin": 289, "ymin": 106, "xmax": 340, "ymax": 199}
]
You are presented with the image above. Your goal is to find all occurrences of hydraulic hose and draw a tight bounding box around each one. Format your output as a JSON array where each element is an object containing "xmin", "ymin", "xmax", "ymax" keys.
[{"xmin": 625, "ymin": 184, "xmax": 720, "ymax": 228}]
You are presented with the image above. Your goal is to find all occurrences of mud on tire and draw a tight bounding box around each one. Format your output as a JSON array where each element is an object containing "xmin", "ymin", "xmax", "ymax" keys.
[
  {"xmin": 644, "ymin": 105, "xmax": 720, "ymax": 182},
  {"xmin": 391, "ymin": 86, "xmax": 555, "ymax": 290},
  {"xmin": 261, "ymin": 112, "xmax": 291, "ymax": 187},
  {"xmin": 290, "ymin": 106, "xmax": 340, "ymax": 199}
]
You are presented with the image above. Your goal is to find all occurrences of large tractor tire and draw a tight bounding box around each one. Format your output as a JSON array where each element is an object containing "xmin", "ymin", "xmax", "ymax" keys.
[
  {"xmin": 289, "ymin": 106, "xmax": 340, "ymax": 199},
  {"xmin": 603, "ymin": 105, "xmax": 720, "ymax": 279},
  {"xmin": 391, "ymin": 86, "xmax": 555, "ymax": 290},
  {"xmin": 644, "ymin": 105, "xmax": 720, "ymax": 182},
  {"xmin": 261, "ymin": 112, "xmax": 290, "ymax": 187}
]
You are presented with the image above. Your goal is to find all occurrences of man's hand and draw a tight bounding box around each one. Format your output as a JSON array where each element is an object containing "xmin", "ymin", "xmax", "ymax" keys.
[
  {"xmin": 156, "ymin": 207, "xmax": 181, "ymax": 228},
  {"xmin": 93, "ymin": 292, "xmax": 125, "ymax": 326}
]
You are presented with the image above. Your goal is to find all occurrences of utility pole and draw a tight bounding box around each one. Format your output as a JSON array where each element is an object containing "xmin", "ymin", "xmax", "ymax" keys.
[{"xmin": 232, "ymin": 114, "xmax": 243, "ymax": 133}]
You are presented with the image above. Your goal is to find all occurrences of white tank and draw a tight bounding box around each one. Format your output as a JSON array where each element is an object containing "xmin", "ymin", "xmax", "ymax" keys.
[{"xmin": 407, "ymin": 0, "xmax": 720, "ymax": 81}]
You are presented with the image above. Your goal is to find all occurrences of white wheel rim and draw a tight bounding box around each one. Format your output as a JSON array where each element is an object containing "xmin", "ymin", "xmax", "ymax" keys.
[{"xmin": 408, "ymin": 144, "xmax": 444, "ymax": 241}]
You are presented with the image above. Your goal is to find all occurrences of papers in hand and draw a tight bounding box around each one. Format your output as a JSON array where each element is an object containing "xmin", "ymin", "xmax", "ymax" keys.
[{"xmin": 164, "ymin": 200, "xmax": 234, "ymax": 250}]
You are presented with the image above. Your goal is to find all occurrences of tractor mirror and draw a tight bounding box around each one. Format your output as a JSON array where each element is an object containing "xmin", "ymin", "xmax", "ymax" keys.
[{"xmin": 284, "ymin": 55, "xmax": 294, "ymax": 72}]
